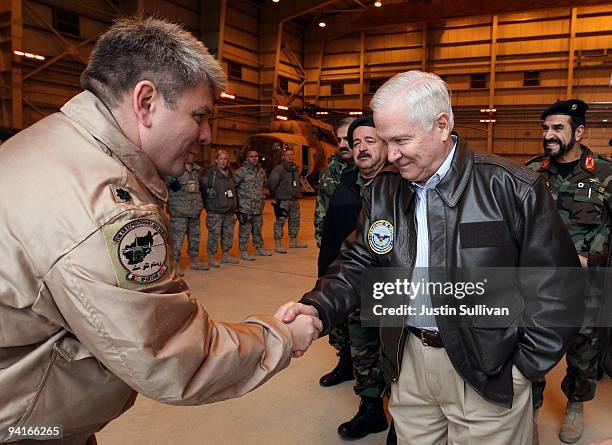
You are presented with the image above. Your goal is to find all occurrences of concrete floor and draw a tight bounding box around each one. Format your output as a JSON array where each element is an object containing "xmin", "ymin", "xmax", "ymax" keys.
[{"xmin": 98, "ymin": 196, "xmax": 612, "ymax": 445}]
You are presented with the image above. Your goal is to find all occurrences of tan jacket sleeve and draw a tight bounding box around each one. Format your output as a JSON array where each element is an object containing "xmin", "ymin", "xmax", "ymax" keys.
[{"xmin": 42, "ymin": 210, "xmax": 293, "ymax": 405}]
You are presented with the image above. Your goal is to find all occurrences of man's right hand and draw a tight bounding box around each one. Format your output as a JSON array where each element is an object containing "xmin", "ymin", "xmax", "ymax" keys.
[{"xmin": 274, "ymin": 302, "xmax": 321, "ymax": 358}]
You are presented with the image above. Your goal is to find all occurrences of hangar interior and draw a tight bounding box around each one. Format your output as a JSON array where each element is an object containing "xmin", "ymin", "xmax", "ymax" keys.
[
  {"xmin": 0, "ymin": 1, "xmax": 611, "ymax": 445},
  {"xmin": 1, "ymin": 0, "xmax": 611, "ymax": 162}
]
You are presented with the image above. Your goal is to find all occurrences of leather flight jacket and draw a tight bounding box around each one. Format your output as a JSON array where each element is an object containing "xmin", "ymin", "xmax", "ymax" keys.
[{"xmin": 301, "ymin": 138, "xmax": 584, "ymax": 408}]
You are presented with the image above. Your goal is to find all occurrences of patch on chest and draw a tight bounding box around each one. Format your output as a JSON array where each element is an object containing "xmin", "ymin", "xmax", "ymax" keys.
[{"xmin": 368, "ymin": 220, "xmax": 394, "ymax": 254}]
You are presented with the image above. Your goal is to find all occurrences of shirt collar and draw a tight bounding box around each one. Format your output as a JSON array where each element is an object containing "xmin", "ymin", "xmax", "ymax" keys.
[
  {"xmin": 412, "ymin": 136, "xmax": 457, "ymax": 191},
  {"xmin": 61, "ymin": 90, "xmax": 168, "ymax": 203}
]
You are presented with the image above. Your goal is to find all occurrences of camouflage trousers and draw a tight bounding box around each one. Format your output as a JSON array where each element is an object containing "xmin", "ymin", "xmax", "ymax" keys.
[
  {"xmin": 238, "ymin": 213, "xmax": 264, "ymax": 251},
  {"xmin": 274, "ymin": 199, "xmax": 300, "ymax": 240},
  {"xmin": 329, "ymin": 310, "xmax": 386, "ymax": 398},
  {"xmin": 170, "ymin": 215, "xmax": 201, "ymax": 261},
  {"xmin": 206, "ymin": 212, "xmax": 236, "ymax": 254},
  {"xmin": 533, "ymin": 326, "xmax": 599, "ymax": 409}
]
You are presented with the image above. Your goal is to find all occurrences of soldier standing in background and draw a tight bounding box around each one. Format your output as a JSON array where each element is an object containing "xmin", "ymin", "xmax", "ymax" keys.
[
  {"xmin": 318, "ymin": 116, "xmax": 390, "ymax": 441},
  {"xmin": 268, "ymin": 148, "xmax": 306, "ymax": 253},
  {"xmin": 314, "ymin": 117, "xmax": 357, "ymax": 388},
  {"xmin": 526, "ymin": 99, "xmax": 612, "ymax": 444},
  {"xmin": 201, "ymin": 150, "xmax": 239, "ymax": 267},
  {"xmin": 234, "ymin": 149, "xmax": 272, "ymax": 260},
  {"xmin": 313, "ymin": 117, "xmax": 356, "ymax": 248},
  {"xmin": 166, "ymin": 162, "xmax": 209, "ymax": 275}
]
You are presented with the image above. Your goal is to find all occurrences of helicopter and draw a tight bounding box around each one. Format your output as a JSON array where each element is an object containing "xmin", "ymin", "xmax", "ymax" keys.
[{"xmin": 239, "ymin": 114, "xmax": 339, "ymax": 192}]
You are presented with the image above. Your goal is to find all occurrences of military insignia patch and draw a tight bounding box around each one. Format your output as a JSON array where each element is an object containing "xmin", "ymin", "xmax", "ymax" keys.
[
  {"xmin": 368, "ymin": 220, "xmax": 394, "ymax": 254},
  {"xmin": 110, "ymin": 184, "xmax": 132, "ymax": 203},
  {"xmin": 112, "ymin": 219, "xmax": 168, "ymax": 284},
  {"xmin": 584, "ymin": 154, "xmax": 596, "ymax": 172},
  {"xmin": 541, "ymin": 157, "xmax": 551, "ymax": 170}
]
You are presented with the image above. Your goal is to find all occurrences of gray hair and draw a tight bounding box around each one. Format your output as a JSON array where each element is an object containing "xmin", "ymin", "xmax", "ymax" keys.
[
  {"xmin": 81, "ymin": 16, "xmax": 227, "ymax": 109},
  {"xmin": 337, "ymin": 117, "xmax": 357, "ymax": 129},
  {"xmin": 370, "ymin": 70, "xmax": 454, "ymax": 132}
]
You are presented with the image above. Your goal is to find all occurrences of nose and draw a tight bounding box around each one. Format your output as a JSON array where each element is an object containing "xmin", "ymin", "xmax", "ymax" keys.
[
  {"xmin": 387, "ymin": 145, "xmax": 401, "ymax": 163},
  {"xmin": 543, "ymin": 128, "xmax": 554, "ymax": 140},
  {"xmin": 199, "ymin": 120, "xmax": 211, "ymax": 145}
]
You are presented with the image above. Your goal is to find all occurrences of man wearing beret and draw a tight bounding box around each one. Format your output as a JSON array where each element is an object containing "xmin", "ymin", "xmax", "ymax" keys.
[
  {"xmin": 526, "ymin": 99, "xmax": 612, "ymax": 444},
  {"xmin": 318, "ymin": 116, "xmax": 391, "ymax": 441}
]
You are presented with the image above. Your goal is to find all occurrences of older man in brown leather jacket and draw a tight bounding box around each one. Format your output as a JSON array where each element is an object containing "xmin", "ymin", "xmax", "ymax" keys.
[{"xmin": 0, "ymin": 17, "xmax": 320, "ymax": 444}]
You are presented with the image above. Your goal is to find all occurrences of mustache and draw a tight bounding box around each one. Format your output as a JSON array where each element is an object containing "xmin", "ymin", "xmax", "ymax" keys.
[
  {"xmin": 544, "ymin": 136, "xmax": 561, "ymax": 145},
  {"xmin": 357, "ymin": 151, "xmax": 371, "ymax": 159},
  {"xmin": 339, "ymin": 146, "xmax": 350, "ymax": 152}
]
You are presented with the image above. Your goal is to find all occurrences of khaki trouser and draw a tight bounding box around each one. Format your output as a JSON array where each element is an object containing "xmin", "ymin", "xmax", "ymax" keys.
[{"xmin": 390, "ymin": 334, "xmax": 533, "ymax": 445}]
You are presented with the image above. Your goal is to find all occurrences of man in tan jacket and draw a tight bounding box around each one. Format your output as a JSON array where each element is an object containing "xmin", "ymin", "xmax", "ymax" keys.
[{"xmin": 0, "ymin": 17, "xmax": 320, "ymax": 444}]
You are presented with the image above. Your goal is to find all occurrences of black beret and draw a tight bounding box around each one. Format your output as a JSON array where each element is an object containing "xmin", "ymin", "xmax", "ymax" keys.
[
  {"xmin": 541, "ymin": 99, "xmax": 589, "ymax": 121},
  {"xmin": 347, "ymin": 115, "xmax": 376, "ymax": 149}
]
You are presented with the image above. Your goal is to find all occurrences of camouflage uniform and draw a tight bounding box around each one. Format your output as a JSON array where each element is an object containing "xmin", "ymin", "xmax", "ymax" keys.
[
  {"xmin": 313, "ymin": 155, "xmax": 355, "ymax": 247},
  {"xmin": 268, "ymin": 161, "xmax": 302, "ymax": 240},
  {"xmin": 314, "ymin": 156, "xmax": 356, "ymax": 352},
  {"xmin": 234, "ymin": 161, "xmax": 267, "ymax": 250},
  {"xmin": 526, "ymin": 146, "xmax": 612, "ymax": 408},
  {"xmin": 164, "ymin": 164, "xmax": 204, "ymax": 262},
  {"xmin": 201, "ymin": 167, "xmax": 238, "ymax": 255}
]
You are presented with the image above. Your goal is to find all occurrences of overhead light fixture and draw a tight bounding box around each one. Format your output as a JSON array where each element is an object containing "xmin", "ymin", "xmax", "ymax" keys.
[
  {"xmin": 349, "ymin": 111, "xmax": 363, "ymax": 115},
  {"xmin": 276, "ymin": 115, "xmax": 288, "ymax": 121},
  {"xmin": 374, "ymin": 1, "xmax": 382, "ymax": 6},
  {"xmin": 480, "ymin": 108, "xmax": 497, "ymax": 113},
  {"xmin": 272, "ymin": 0, "xmax": 280, "ymax": 2},
  {"xmin": 14, "ymin": 50, "xmax": 45, "ymax": 61},
  {"xmin": 316, "ymin": 111, "xmax": 329, "ymax": 115},
  {"xmin": 319, "ymin": 21, "xmax": 326, "ymax": 28},
  {"xmin": 277, "ymin": 105, "xmax": 289, "ymax": 110},
  {"xmin": 480, "ymin": 119, "xmax": 496, "ymax": 123},
  {"xmin": 220, "ymin": 91, "xmax": 236, "ymax": 100}
]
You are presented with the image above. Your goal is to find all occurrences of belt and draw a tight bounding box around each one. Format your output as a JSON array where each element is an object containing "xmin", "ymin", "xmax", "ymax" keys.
[{"xmin": 407, "ymin": 326, "xmax": 444, "ymax": 348}]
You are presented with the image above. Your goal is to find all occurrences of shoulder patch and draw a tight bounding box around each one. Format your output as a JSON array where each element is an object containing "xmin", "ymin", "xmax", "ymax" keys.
[
  {"xmin": 103, "ymin": 218, "xmax": 168, "ymax": 289},
  {"xmin": 368, "ymin": 220, "xmax": 394, "ymax": 254}
]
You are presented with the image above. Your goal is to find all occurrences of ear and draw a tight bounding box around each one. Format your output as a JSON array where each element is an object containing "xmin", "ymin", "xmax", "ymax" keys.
[
  {"xmin": 574, "ymin": 124, "xmax": 585, "ymax": 142},
  {"xmin": 132, "ymin": 80, "xmax": 159, "ymax": 128},
  {"xmin": 436, "ymin": 113, "xmax": 451, "ymax": 141}
]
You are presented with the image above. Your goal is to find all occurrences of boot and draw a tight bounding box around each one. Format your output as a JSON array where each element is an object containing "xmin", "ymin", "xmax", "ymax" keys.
[
  {"xmin": 190, "ymin": 258, "xmax": 209, "ymax": 271},
  {"xmin": 559, "ymin": 402, "xmax": 584, "ymax": 443},
  {"xmin": 533, "ymin": 408, "xmax": 539, "ymax": 445},
  {"xmin": 289, "ymin": 237, "xmax": 307, "ymax": 248},
  {"xmin": 221, "ymin": 252, "xmax": 239, "ymax": 264},
  {"xmin": 208, "ymin": 256, "xmax": 220, "ymax": 268},
  {"xmin": 275, "ymin": 239, "xmax": 287, "ymax": 254},
  {"xmin": 337, "ymin": 396, "xmax": 388, "ymax": 440},
  {"xmin": 176, "ymin": 261, "xmax": 184, "ymax": 277},
  {"xmin": 240, "ymin": 250, "xmax": 255, "ymax": 261},
  {"xmin": 319, "ymin": 346, "xmax": 353, "ymax": 387},
  {"xmin": 255, "ymin": 247, "xmax": 272, "ymax": 256}
]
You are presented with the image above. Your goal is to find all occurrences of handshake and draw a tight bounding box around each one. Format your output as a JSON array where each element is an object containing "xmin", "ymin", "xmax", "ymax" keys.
[{"xmin": 274, "ymin": 302, "xmax": 322, "ymax": 359}]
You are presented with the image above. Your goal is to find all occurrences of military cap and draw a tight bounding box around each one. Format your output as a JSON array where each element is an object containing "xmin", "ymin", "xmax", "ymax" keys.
[
  {"xmin": 540, "ymin": 99, "xmax": 589, "ymax": 121},
  {"xmin": 347, "ymin": 115, "xmax": 376, "ymax": 149}
]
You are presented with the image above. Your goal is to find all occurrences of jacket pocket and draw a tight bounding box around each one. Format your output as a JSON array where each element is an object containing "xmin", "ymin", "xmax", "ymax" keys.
[
  {"xmin": 572, "ymin": 187, "xmax": 604, "ymax": 225},
  {"xmin": 459, "ymin": 292, "xmax": 524, "ymax": 376},
  {"xmin": 18, "ymin": 335, "xmax": 135, "ymax": 436}
]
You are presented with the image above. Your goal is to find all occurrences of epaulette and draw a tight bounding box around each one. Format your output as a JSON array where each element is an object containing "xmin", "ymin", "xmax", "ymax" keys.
[{"xmin": 474, "ymin": 152, "xmax": 539, "ymax": 185}]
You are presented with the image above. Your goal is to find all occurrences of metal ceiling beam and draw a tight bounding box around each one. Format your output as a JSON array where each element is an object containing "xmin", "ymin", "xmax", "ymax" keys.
[
  {"xmin": 351, "ymin": 0, "xmax": 612, "ymax": 29},
  {"xmin": 263, "ymin": 0, "xmax": 343, "ymax": 24}
]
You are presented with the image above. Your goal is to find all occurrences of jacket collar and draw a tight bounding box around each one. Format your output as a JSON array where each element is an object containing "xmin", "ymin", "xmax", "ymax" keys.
[
  {"xmin": 60, "ymin": 90, "xmax": 168, "ymax": 203},
  {"xmin": 434, "ymin": 137, "xmax": 473, "ymax": 208}
]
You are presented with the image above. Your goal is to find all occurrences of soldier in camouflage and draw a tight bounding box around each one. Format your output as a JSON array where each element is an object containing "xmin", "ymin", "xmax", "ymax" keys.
[
  {"xmin": 201, "ymin": 150, "xmax": 239, "ymax": 267},
  {"xmin": 234, "ymin": 149, "xmax": 272, "ymax": 260},
  {"xmin": 315, "ymin": 117, "xmax": 357, "ymax": 389},
  {"xmin": 165, "ymin": 162, "xmax": 208, "ymax": 275},
  {"xmin": 526, "ymin": 99, "xmax": 612, "ymax": 444},
  {"xmin": 268, "ymin": 148, "xmax": 306, "ymax": 252},
  {"xmin": 314, "ymin": 117, "xmax": 357, "ymax": 247},
  {"xmin": 317, "ymin": 116, "xmax": 390, "ymax": 440}
]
